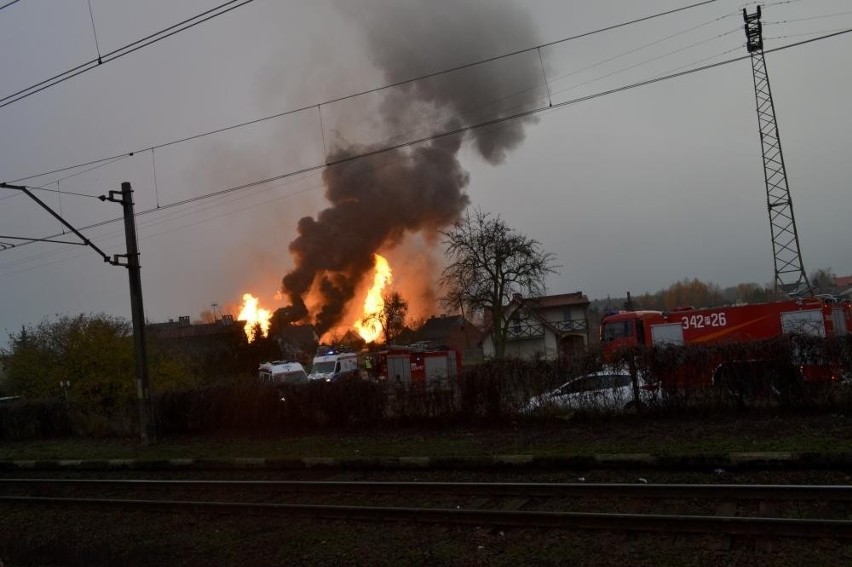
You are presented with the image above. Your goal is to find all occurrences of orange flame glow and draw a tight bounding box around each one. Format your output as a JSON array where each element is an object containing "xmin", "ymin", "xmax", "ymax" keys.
[
  {"xmin": 353, "ymin": 254, "xmax": 392, "ymax": 343},
  {"xmin": 238, "ymin": 293, "xmax": 271, "ymax": 341}
]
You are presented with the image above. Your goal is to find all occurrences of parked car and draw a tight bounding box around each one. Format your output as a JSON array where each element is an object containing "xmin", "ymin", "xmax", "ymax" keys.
[{"xmin": 522, "ymin": 368, "xmax": 657, "ymax": 414}]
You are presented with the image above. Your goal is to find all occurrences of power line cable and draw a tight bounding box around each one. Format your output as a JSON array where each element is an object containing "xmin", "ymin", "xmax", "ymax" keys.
[
  {"xmin": 284, "ymin": 3, "xmax": 769, "ymax": 167},
  {"xmin": 766, "ymin": 10, "xmax": 852, "ymax": 24},
  {"xmin": 767, "ymin": 26, "xmax": 852, "ymax": 41},
  {"xmin": 549, "ymin": 11, "xmax": 738, "ymax": 84},
  {"xmin": 0, "ymin": 0, "xmax": 21, "ymax": 12},
  {"xmin": 345, "ymin": 11, "xmax": 742, "ymax": 152},
  {"xmin": 0, "ymin": 4, "xmax": 812, "ymax": 270},
  {"xmin": 0, "ymin": 174, "xmax": 324, "ymax": 277},
  {"xmin": 6, "ymin": 24, "xmax": 851, "ymax": 258},
  {"xmin": 0, "ymin": 4, "xmax": 846, "ymax": 259},
  {"xmin": 4, "ymin": 25, "xmax": 849, "ymax": 268},
  {"xmin": 763, "ymin": 0, "xmax": 809, "ymax": 7},
  {"xmin": 5, "ymin": 0, "xmax": 839, "ymax": 193},
  {"xmin": 15, "ymin": 183, "xmax": 103, "ymax": 200},
  {"xmin": 86, "ymin": 0, "xmax": 102, "ymax": 62},
  {"xmin": 0, "ymin": 0, "xmax": 256, "ymax": 110},
  {"xmin": 1, "ymin": 2, "xmax": 727, "ymax": 251},
  {"xmin": 375, "ymin": 8, "xmax": 759, "ymax": 146},
  {"xmin": 5, "ymin": 153, "xmax": 131, "ymax": 185},
  {"xmin": 5, "ymin": 0, "xmax": 721, "ymax": 186},
  {"xmin": 549, "ymin": 26, "xmax": 742, "ymax": 98},
  {"xmin": 1, "ymin": 156, "xmax": 126, "ymax": 200},
  {"xmin": 648, "ymin": 44, "xmax": 744, "ymax": 80}
]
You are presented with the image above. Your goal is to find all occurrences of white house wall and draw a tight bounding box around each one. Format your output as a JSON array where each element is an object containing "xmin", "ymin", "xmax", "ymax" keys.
[
  {"xmin": 482, "ymin": 300, "xmax": 589, "ymax": 361},
  {"xmin": 483, "ymin": 334, "xmax": 558, "ymax": 360}
]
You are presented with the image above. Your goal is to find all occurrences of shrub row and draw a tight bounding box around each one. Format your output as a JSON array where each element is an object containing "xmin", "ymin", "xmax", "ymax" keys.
[{"xmin": 1, "ymin": 335, "xmax": 850, "ymax": 440}]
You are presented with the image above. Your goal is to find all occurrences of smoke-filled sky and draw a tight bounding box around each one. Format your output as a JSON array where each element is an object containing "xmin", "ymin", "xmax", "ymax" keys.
[{"xmin": 1, "ymin": 0, "xmax": 851, "ymax": 344}]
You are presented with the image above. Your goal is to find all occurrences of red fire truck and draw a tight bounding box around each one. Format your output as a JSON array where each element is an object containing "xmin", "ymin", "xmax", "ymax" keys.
[
  {"xmin": 364, "ymin": 346, "xmax": 462, "ymax": 388},
  {"xmin": 601, "ymin": 297, "xmax": 851, "ymax": 395}
]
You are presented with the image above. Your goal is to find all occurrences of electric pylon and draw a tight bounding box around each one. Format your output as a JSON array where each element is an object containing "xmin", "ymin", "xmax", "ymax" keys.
[{"xmin": 743, "ymin": 7, "xmax": 812, "ymax": 297}]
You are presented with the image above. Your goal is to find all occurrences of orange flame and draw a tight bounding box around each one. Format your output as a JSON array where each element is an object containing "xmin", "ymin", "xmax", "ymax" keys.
[
  {"xmin": 353, "ymin": 254, "xmax": 392, "ymax": 343},
  {"xmin": 238, "ymin": 293, "xmax": 271, "ymax": 341}
]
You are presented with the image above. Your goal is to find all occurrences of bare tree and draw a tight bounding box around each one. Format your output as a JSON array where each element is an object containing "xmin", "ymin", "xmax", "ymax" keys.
[
  {"xmin": 809, "ymin": 267, "xmax": 837, "ymax": 295},
  {"xmin": 195, "ymin": 309, "xmax": 218, "ymax": 324},
  {"xmin": 362, "ymin": 291, "xmax": 409, "ymax": 345},
  {"xmin": 440, "ymin": 209, "xmax": 558, "ymax": 358}
]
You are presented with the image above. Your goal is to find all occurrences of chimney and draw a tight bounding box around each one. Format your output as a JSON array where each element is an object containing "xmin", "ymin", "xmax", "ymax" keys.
[
  {"xmin": 623, "ymin": 292, "xmax": 635, "ymax": 312},
  {"xmin": 178, "ymin": 316, "xmax": 190, "ymax": 326}
]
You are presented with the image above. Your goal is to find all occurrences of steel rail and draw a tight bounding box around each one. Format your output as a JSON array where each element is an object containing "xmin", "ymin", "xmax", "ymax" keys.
[
  {"xmin": 2, "ymin": 479, "xmax": 851, "ymax": 501},
  {"xmin": 1, "ymin": 495, "xmax": 850, "ymax": 539}
]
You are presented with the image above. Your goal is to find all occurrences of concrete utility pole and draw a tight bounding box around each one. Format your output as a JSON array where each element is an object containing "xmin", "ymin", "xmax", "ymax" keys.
[
  {"xmin": 2, "ymin": 180, "xmax": 156, "ymax": 445},
  {"xmin": 104, "ymin": 182, "xmax": 155, "ymax": 445}
]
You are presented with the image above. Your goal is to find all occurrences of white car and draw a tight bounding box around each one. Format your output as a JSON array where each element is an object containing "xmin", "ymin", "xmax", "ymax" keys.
[{"xmin": 523, "ymin": 369, "xmax": 657, "ymax": 414}]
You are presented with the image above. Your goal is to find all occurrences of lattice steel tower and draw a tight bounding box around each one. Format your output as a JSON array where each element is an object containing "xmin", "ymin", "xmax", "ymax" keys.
[{"xmin": 743, "ymin": 7, "xmax": 812, "ymax": 297}]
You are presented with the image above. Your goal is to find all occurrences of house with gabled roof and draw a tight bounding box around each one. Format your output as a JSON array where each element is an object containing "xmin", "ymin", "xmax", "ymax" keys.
[
  {"xmin": 482, "ymin": 292, "xmax": 590, "ymax": 361},
  {"xmin": 411, "ymin": 314, "xmax": 484, "ymax": 364}
]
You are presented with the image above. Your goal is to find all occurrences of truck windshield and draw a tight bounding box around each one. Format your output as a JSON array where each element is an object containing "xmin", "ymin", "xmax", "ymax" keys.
[
  {"xmin": 603, "ymin": 320, "xmax": 634, "ymax": 342},
  {"xmin": 312, "ymin": 361, "xmax": 336, "ymax": 374}
]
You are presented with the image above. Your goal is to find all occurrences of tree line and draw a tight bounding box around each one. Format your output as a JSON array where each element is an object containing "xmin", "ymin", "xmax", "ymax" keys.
[{"xmin": 590, "ymin": 267, "xmax": 843, "ymax": 316}]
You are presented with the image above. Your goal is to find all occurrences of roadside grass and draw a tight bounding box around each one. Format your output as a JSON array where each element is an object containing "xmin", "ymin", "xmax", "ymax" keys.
[{"xmin": 0, "ymin": 412, "xmax": 849, "ymax": 461}]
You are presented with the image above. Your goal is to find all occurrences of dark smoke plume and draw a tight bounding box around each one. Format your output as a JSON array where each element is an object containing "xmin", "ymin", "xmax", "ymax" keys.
[{"xmin": 282, "ymin": 0, "xmax": 543, "ymax": 333}]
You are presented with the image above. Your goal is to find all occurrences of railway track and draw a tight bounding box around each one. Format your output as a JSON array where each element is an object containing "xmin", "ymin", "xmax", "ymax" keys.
[{"xmin": 2, "ymin": 478, "xmax": 850, "ymax": 540}]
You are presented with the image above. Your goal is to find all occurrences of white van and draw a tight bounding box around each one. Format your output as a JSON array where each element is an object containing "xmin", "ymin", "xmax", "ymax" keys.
[
  {"xmin": 258, "ymin": 361, "xmax": 308, "ymax": 385},
  {"xmin": 308, "ymin": 351, "xmax": 359, "ymax": 382}
]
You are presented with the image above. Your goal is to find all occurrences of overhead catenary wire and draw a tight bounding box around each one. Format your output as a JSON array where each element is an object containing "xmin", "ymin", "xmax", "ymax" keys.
[
  {"xmin": 8, "ymin": 2, "xmax": 842, "ymax": 209},
  {"xmin": 548, "ymin": 26, "xmax": 743, "ymax": 98},
  {"xmin": 374, "ymin": 11, "xmax": 742, "ymax": 151},
  {"xmin": 86, "ymin": 0, "xmax": 102, "ymax": 62},
  {"xmin": 0, "ymin": 3, "xmax": 744, "ymax": 260},
  {"xmin": 548, "ymin": 10, "xmax": 740, "ymax": 87},
  {"xmin": 766, "ymin": 27, "xmax": 852, "ymax": 40},
  {"xmin": 0, "ymin": 155, "xmax": 128, "ymax": 202},
  {"xmin": 765, "ymin": 9, "xmax": 852, "ymax": 24},
  {"xmin": 0, "ymin": 0, "xmax": 21, "ymax": 12},
  {"xmin": 5, "ymin": 0, "xmax": 840, "ymax": 194},
  {"xmin": 15, "ymin": 183, "xmax": 103, "ymax": 201},
  {"xmin": 5, "ymin": 0, "xmax": 723, "ymax": 186},
  {"xmin": 2, "ymin": 24, "xmax": 849, "ymax": 273},
  {"xmin": 0, "ymin": 0, "xmax": 738, "ymax": 253},
  {"xmin": 0, "ymin": 173, "xmax": 326, "ymax": 278},
  {"xmin": 0, "ymin": 3, "xmax": 844, "ymax": 260},
  {"xmin": 0, "ymin": 184, "xmax": 115, "ymax": 264},
  {"xmin": 0, "ymin": 0, "xmax": 256, "ymax": 110},
  {"xmin": 3, "ymin": 23, "xmax": 850, "ymax": 261},
  {"xmin": 31, "ymin": 155, "xmax": 130, "ymax": 201}
]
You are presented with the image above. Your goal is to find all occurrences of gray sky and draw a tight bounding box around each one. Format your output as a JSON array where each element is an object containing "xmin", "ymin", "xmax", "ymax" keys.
[{"xmin": 1, "ymin": 0, "xmax": 850, "ymax": 344}]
